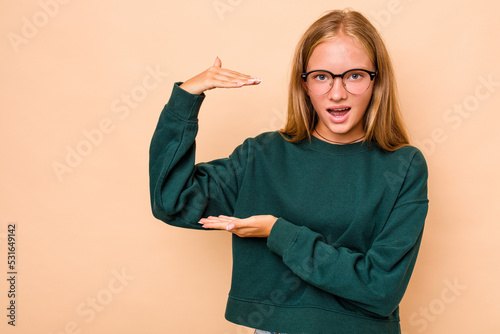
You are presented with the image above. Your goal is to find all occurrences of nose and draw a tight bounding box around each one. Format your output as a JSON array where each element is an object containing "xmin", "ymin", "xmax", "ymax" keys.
[{"xmin": 327, "ymin": 77, "xmax": 348, "ymax": 101}]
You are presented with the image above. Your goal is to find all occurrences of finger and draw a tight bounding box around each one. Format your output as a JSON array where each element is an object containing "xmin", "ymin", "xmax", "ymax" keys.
[
  {"xmin": 222, "ymin": 72, "xmax": 262, "ymax": 85},
  {"xmin": 218, "ymin": 215, "xmax": 238, "ymax": 220},
  {"xmin": 200, "ymin": 73, "xmax": 261, "ymax": 91},
  {"xmin": 213, "ymin": 56, "xmax": 222, "ymax": 68},
  {"xmin": 199, "ymin": 216, "xmax": 225, "ymax": 223},
  {"xmin": 199, "ymin": 215, "xmax": 242, "ymax": 231},
  {"xmin": 219, "ymin": 67, "xmax": 262, "ymax": 83},
  {"xmin": 213, "ymin": 215, "xmax": 238, "ymax": 231},
  {"xmin": 211, "ymin": 77, "xmax": 260, "ymax": 89},
  {"xmin": 198, "ymin": 216, "xmax": 233, "ymax": 229},
  {"xmin": 211, "ymin": 71, "xmax": 255, "ymax": 84},
  {"xmin": 218, "ymin": 68, "xmax": 256, "ymax": 79},
  {"xmin": 209, "ymin": 67, "xmax": 261, "ymax": 85},
  {"xmin": 205, "ymin": 74, "xmax": 247, "ymax": 88},
  {"xmin": 248, "ymin": 77, "xmax": 262, "ymax": 85},
  {"xmin": 226, "ymin": 218, "xmax": 243, "ymax": 231},
  {"xmin": 199, "ymin": 221, "xmax": 229, "ymax": 230}
]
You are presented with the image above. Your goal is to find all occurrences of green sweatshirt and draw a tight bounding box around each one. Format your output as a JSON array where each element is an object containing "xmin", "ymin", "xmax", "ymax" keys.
[{"xmin": 149, "ymin": 83, "xmax": 429, "ymax": 334}]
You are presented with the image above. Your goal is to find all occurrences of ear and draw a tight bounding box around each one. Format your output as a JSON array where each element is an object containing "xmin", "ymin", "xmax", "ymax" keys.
[{"xmin": 301, "ymin": 80, "xmax": 309, "ymax": 96}]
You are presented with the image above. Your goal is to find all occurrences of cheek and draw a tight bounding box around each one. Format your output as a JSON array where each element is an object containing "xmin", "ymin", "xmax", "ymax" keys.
[
  {"xmin": 362, "ymin": 95, "xmax": 372, "ymax": 108},
  {"xmin": 358, "ymin": 89, "xmax": 374, "ymax": 110},
  {"xmin": 307, "ymin": 95, "xmax": 324, "ymax": 110}
]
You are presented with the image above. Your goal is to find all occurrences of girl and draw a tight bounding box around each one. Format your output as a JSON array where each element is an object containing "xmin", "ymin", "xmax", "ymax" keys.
[{"xmin": 150, "ymin": 9, "xmax": 428, "ymax": 334}]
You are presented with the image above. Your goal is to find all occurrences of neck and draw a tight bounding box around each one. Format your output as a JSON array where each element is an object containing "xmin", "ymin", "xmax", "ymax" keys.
[{"xmin": 313, "ymin": 129, "xmax": 366, "ymax": 145}]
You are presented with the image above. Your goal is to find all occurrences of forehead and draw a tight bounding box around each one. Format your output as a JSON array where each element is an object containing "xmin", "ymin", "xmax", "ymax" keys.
[{"xmin": 307, "ymin": 35, "xmax": 373, "ymax": 72}]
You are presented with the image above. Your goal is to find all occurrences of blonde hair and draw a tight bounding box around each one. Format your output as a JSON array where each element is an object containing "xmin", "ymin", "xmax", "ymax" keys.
[{"xmin": 280, "ymin": 9, "xmax": 409, "ymax": 151}]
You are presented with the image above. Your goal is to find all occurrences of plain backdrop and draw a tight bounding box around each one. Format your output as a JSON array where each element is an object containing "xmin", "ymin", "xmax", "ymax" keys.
[{"xmin": 1, "ymin": 0, "xmax": 499, "ymax": 333}]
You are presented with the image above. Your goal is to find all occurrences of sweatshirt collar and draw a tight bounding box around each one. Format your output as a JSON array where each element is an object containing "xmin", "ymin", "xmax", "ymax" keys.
[{"xmin": 301, "ymin": 134, "xmax": 371, "ymax": 155}]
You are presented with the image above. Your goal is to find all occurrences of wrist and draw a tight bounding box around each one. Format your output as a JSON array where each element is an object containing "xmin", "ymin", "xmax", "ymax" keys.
[{"xmin": 179, "ymin": 81, "xmax": 204, "ymax": 95}]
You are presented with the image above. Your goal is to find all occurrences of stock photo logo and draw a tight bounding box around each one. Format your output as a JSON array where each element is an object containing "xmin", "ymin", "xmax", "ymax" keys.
[
  {"xmin": 51, "ymin": 65, "xmax": 169, "ymax": 182},
  {"xmin": 415, "ymin": 74, "xmax": 499, "ymax": 157},
  {"xmin": 47, "ymin": 268, "xmax": 134, "ymax": 334},
  {"xmin": 213, "ymin": 0, "xmax": 245, "ymax": 20},
  {"xmin": 7, "ymin": 0, "xmax": 74, "ymax": 53},
  {"xmin": 407, "ymin": 278, "xmax": 467, "ymax": 333}
]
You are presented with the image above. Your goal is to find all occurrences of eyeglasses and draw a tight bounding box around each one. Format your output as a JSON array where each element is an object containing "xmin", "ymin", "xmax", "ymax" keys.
[{"xmin": 301, "ymin": 69, "xmax": 377, "ymax": 95}]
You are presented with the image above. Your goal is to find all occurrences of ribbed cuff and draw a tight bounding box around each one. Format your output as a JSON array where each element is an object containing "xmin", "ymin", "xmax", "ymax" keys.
[
  {"xmin": 267, "ymin": 217, "xmax": 301, "ymax": 257},
  {"xmin": 165, "ymin": 82, "xmax": 205, "ymax": 122}
]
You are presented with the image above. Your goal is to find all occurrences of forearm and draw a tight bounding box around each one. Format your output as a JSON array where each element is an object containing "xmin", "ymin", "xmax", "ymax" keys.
[
  {"xmin": 149, "ymin": 83, "xmax": 207, "ymax": 227},
  {"xmin": 267, "ymin": 203, "xmax": 427, "ymax": 317}
]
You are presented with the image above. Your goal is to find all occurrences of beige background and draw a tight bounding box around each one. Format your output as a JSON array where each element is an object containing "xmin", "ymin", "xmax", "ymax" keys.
[{"xmin": 1, "ymin": 0, "xmax": 499, "ymax": 333}]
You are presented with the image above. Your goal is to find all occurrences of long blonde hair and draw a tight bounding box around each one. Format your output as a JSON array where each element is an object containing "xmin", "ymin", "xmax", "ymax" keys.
[{"xmin": 280, "ymin": 9, "xmax": 409, "ymax": 151}]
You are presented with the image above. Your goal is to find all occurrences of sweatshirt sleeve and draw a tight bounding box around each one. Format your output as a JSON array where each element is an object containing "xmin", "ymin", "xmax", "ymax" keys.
[
  {"xmin": 149, "ymin": 83, "xmax": 244, "ymax": 229},
  {"xmin": 266, "ymin": 149, "xmax": 429, "ymax": 317}
]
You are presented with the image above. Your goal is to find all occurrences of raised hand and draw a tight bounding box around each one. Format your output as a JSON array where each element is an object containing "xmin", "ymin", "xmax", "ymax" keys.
[{"xmin": 179, "ymin": 57, "xmax": 262, "ymax": 95}]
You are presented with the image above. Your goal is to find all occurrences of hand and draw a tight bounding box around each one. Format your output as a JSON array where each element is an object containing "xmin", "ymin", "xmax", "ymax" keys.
[
  {"xmin": 179, "ymin": 57, "xmax": 262, "ymax": 95},
  {"xmin": 199, "ymin": 215, "xmax": 278, "ymax": 238}
]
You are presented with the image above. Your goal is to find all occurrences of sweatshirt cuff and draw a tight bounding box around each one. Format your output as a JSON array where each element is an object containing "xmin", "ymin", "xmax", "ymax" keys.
[
  {"xmin": 267, "ymin": 217, "xmax": 301, "ymax": 257},
  {"xmin": 165, "ymin": 82, "xmax": 206, "ymax": 122}
]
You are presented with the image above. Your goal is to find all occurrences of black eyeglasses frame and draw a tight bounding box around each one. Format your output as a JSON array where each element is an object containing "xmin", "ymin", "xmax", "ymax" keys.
[
  {"xmin": 300, "ymin": 68, "xmax": 377, "ymax": 95},
  {"xmin": 300, "ymin": 68, "xmax": 377, "ymax": 82}
]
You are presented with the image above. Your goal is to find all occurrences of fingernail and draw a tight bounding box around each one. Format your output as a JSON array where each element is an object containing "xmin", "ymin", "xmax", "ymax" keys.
[
  {"xmin": 226, "ymin": 224, "xmax": 235, "ymax": 231},
  {"xmin": 198, "ymin": 221, "xmax": 204, "ymax": 224}
]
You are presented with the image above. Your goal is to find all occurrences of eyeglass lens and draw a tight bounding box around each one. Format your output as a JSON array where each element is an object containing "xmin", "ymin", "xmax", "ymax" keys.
[{"xmin": 306, "ymin": 70, "xmax": 372, "ymax": 95}]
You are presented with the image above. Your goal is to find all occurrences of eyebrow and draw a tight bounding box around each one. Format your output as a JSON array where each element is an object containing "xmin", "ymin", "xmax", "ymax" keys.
[{"xmin": 306, "ymin": 67, "xmax": 375, "ymax": 72}]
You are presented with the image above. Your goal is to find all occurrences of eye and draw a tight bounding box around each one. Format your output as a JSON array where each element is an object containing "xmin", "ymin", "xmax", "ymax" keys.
[
  {"xmin": 312, "ymin": 72, "xmax": 331, "ymax": 82},
  {"xmin": 313, "ymin": 74, "xmax": 327, "ymax": 81},
  {"xmin": 347, "ymin": 71, "xmax": 365, "ymax": 81}
]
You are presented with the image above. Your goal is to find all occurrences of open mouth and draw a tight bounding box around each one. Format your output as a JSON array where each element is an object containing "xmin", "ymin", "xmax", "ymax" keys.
[{"xmin": 327, "ymin": 107, "xmax": 351, "ymax": 121}]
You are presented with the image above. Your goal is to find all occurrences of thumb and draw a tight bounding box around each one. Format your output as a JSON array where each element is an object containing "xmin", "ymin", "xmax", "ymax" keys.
[
  {"xmin": 226, "ymin": 218, "xmax": 240, "ymax": 231},
  {"xmin": 213, "ymin": 56, "xmax": 222, "ymax": 68}
]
